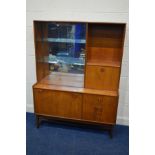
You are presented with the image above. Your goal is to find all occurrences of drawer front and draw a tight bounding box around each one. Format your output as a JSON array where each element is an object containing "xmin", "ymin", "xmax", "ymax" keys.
[
  {"xmin": 85, "ymin": 65, "xmax": 120, "ymax": 91},
  {"xmin": 82, "ymin": 94, "xmax": 118, "ymax": 124},
  {"xmin": 33, "ymin": 89, "xmax": 82, "ymax": 119}
]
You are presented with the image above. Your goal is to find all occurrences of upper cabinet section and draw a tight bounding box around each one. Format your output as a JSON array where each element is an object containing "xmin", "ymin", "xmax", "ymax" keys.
[
  {"xmin": 34, "ymin": 21, "xmax": 126, "ymax": 89},
  {"xmin": 34, "ymin": 21, "xmax": 86, "ymax": 77},
  {"xmin": 87, "ymin": 23, "xmax": 126, "ymax": 67}
]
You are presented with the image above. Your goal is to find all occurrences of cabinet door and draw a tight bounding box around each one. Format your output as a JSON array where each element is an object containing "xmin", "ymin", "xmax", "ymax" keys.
[
  {"xmin": 82, "ymin": 94, "xmax": 118, "ymax": 124},
  {"xmin": 33, "ymin": 89, "xmax": 82, "ymax": 119},
  {"xmin": 85, "ymin": 65, "xmax": 120, "ymax": 90}
]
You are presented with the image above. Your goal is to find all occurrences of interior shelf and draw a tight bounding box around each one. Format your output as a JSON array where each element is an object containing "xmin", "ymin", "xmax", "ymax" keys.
[
  {"xmin": 86, "ymin": 60, "xmax": 121, "ymax": 67},
  {"xmin": 37, "ymin": 38, "xmax": 86, "ymax": 44}
]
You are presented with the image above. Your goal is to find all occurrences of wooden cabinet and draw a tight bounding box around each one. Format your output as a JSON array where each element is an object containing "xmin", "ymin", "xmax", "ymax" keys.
[
  {"xmin": 33, "ymin": 87, "xmax": 118, "ymax": 124},
  {"xmin": 34, "ymin": 89, "xmax": 82, "ymax": 119},
  {"xmin": 85, "ymin": 65, "xmax": 120, "ymax": 91},
  {"xmin": 82, "ymin": 94, "xmax": 118, "ymax": 124},
  {"xmin": 32, "ymin": 21, "xmax": 126, "ymax": 138}
]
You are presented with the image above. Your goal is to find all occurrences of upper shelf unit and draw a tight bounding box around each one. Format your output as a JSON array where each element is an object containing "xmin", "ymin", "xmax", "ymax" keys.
[
  {"xmin": 86, "ymin": 23, "xmax": 126, "ymax": 67},
  {"xmin": 34, "ymin": 21, "xmax": 126, "ymax": 83}
]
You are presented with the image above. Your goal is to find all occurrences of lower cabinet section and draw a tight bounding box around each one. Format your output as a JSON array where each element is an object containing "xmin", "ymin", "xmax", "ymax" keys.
[
  {"xmin": 82, "ymin": 94, "xmax": 118, "ymax": 124},
  {"xmin": 33, "ymin": 88, "xmax": 118, "ymax": 124},
  {"xmin": 34, "ymin": 89, "xmax": 82, "ymax": 119}
]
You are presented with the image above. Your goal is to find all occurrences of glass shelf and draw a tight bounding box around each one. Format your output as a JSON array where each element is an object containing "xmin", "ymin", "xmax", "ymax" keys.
[{"xmin": 37, "ymin": 38, "xmax": 86, "ymax": 44}]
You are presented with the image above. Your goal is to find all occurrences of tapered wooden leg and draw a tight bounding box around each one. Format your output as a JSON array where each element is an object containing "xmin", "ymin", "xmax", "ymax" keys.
[
  {"xmin": 36, "ymin": 115, "xmax": 40, "ymax": 128},
  {"xmin": 108, "ymin": 128, "xmax": 113, "ymax": 139}
]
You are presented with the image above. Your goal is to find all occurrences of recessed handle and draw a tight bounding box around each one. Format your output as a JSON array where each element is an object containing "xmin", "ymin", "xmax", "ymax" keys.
[{"xmin": 97, "ymin": 97, "xmax": 103, "ymax": 102}]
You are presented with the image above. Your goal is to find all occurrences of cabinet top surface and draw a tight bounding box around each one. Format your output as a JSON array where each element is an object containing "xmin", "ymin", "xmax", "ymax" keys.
[
  {"xmin": 34, "ymin": 20, "xmax": 126, "ymax": 24},
  {"xmin": 33, "ymin": 72, "xmax": 118, "ymax": 96},
  {"xmin": 33, "ymin": 83, "xmax": 118, "ymax": 97}
]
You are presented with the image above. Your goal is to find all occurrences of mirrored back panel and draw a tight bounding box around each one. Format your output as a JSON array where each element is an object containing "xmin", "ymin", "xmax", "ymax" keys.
[{"xmin": 34, "ymin": 22, "xmax": 86, "ymax": 77}]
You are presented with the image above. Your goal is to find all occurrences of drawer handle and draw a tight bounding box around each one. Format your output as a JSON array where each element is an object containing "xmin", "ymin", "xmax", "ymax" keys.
[
  {"xmin": 97, "ymin": 98, "xmax": 103, "ymax": 102},
  {"xmin": 38, "ymin": 89, "xmax": 43, "ymax": 92}
]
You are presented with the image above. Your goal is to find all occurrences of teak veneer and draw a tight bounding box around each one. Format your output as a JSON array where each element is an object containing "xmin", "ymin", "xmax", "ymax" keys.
[{"xmin": 32, "ymin": 21, "xmax": 126, "ymax": 138}]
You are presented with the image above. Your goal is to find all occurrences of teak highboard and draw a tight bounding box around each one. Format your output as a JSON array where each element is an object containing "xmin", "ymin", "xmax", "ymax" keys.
[{"xmin": 32, "ymin": 21, "xmax": 126, "ymax": 138}]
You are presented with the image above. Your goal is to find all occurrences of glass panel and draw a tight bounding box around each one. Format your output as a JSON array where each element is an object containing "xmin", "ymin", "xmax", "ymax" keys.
[{"xmin": 38, "ymin": 22, "xmax": 86, "ymax": 74}]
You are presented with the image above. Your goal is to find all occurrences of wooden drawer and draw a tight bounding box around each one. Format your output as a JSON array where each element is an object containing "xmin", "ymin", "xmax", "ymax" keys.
[
  {"xmin": 82, "ymin": 94, "xmax": 118, "ymax": 124},
  {"xmin": 33, "ymin": 89, "xmax": 82, "ymax": 119},
  {"xmin": 85, "ymin": 65, "xmax": 120, "ymax": 90}
]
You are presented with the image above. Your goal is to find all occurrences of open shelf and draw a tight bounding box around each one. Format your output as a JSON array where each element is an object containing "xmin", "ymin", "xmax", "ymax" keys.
[
  {"xmin": 36, "ymin": 72, "xmax": 118, "ymax": 96},
  {"xmin": 87, "ymin": 47, "xmax": 122, "ymax": 64},
  {"xmin": 87, "ymin": 23, "xmax": 125, "ymax": 48},
  {"xmin": 86, "ymin": 23, "xmax": 125, "ymax": 66},
  {"xmin": 39, "ymin": 72, "xmax": 84, "ymax": 88}
]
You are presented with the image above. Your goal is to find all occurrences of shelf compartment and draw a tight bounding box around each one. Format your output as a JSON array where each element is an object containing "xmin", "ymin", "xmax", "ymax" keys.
[
  {"xmin": 87, "ymin": 23, "xmax": 125, "ymax": 48},
  {"xmin": 87, "ymin": 47, "xmax": 122, "ymax": 65},
  {"xmin": 88, "ymin": 37, "xmax": 123, "ymax": 48},
  {"xmin": 40, "ymin": 72, "xmax": 84, "ymax": 88}
]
